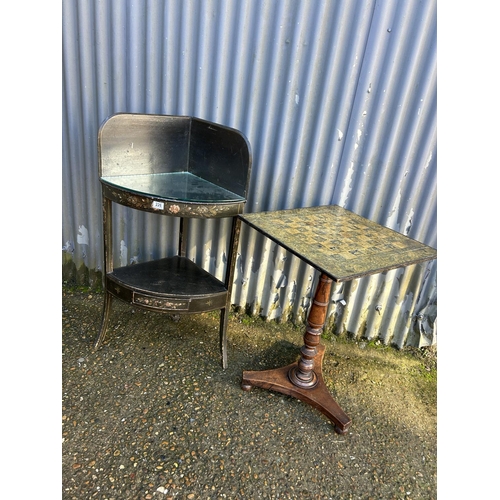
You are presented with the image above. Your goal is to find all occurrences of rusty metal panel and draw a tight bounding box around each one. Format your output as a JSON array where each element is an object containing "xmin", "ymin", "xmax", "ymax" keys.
[{"xmin": 62, "ymin": 0, "xmax": 437, "ymax": 347}]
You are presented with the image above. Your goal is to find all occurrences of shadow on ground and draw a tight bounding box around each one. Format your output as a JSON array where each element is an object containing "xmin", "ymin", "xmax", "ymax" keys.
[{"xmin": 62, "ymin": 287, "xmax": 437, "ymax": 500}]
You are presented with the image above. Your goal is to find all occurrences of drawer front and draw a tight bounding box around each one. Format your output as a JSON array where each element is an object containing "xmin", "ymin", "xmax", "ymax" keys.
[{"xmin": 132, "ymin": 292, "xmax": 191, "ymax": 311}]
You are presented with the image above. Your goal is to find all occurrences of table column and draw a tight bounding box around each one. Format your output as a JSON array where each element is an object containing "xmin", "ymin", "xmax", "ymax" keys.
[{"xmin": 242, "ymin": 272, "xmax": 352, "ymax": 434}]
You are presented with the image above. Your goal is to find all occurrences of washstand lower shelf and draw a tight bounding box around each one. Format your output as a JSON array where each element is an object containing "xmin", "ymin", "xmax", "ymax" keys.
[{"xmin": 105, "ymin": 256, "xmax": 228, "ymax": 313}]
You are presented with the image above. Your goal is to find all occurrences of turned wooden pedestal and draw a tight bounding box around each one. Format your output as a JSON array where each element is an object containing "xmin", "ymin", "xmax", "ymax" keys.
[{"xmin": 242, "ymin": 274, "xmax": 351, "ymax": 434}]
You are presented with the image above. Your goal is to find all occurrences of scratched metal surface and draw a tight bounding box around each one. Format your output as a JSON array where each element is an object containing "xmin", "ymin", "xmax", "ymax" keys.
[{"xmin": 240, "ymin": 205, "xmax": 436, "ymax": 283}]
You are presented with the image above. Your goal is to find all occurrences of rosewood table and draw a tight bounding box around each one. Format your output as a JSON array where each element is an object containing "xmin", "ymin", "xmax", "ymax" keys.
[{"xmin": 238, "ymin": 205, "xmax": 437, "ymax": 434}]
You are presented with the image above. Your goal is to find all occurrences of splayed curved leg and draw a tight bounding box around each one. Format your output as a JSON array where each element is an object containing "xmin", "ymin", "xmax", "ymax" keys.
[
  {"xmin": 94, "ymin": 291, "xmax": 113, "ymax": 350},
  {"xmin": 219, "ymin": 306, "xmax": 229, "ymax": 369}
]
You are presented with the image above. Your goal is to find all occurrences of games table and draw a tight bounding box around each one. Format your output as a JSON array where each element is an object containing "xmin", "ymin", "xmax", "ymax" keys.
[{"xmin": 238, "ymin": 205, "xmax": 437, "ymax": 434}]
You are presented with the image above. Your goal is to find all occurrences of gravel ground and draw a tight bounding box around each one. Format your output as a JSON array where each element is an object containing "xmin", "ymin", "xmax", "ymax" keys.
[{"xmin": 62, "ymin": 287, "xmax": 437, "ymax": 500}]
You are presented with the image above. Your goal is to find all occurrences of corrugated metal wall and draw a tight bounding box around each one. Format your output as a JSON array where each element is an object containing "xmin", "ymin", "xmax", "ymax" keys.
[{"xmin": 62, "ymin": 0, "xmax": 437, "ymax": 348}]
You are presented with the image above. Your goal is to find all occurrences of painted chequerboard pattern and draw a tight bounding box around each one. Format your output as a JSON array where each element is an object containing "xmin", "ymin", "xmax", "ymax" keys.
[{"xmin": 240, "ymin": 205, "xmax": 436, "ymax": 282}]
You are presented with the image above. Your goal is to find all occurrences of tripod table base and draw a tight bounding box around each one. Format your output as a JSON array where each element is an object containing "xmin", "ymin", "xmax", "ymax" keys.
[{"xmin": 241, "ymin": 344, "xmax": 352, "ymax": 435}]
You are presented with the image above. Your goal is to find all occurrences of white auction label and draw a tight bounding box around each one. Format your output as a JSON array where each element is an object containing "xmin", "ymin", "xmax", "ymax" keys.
[{"xmin": 152, "ymin": 201, "xmax": 164, "ymax": 210}]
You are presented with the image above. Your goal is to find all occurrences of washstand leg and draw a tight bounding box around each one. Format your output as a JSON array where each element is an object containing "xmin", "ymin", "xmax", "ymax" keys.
[
  {"xmin": 94, "ymin": 291, "xmax": 113, "ymax": 350},
  {"xmin": 219, "ymin": 307, "xmax": 229, "ymax": 370},
  {"xmin": 218, "ymin": 216, "xmax": 242, "ymax": 369}
]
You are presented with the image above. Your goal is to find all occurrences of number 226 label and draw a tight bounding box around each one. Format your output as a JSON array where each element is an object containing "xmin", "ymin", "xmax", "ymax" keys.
[{"xmin": 152, "ymin": 201, "xmax": 164, "ymax": 210}]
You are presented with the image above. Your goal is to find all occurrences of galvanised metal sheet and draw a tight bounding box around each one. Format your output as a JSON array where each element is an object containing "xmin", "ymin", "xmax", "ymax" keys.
[{"xmin": 62, "ymin": 0, "xmax": 437, "ymax": 348}]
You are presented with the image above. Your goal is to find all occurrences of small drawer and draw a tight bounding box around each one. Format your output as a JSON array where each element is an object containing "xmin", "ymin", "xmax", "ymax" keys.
[{"xmin": 133, "ymin": 293, "xmax": 190, "ymax": 311}]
